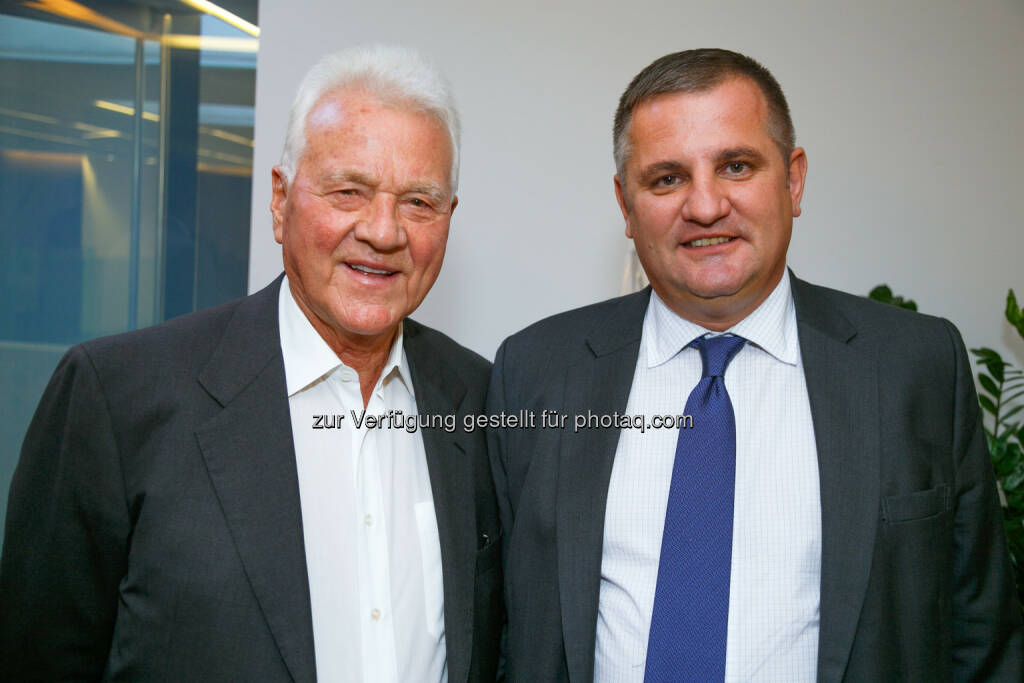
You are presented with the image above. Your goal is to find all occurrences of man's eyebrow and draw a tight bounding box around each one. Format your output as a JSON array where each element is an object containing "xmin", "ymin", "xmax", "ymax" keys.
[
  {"xmin": 319, "ymin": 169, "xmax": 378, "ymax": 186},
  {"xmin": 636, "ymin": 161, "xmax": 686, "ymax": 183},
  {"xmin": 318, "ymin": 171, "xmax": 450, "ymax": 204},
  {"xmin": 714, "ymin": 147, "xmax": 766, "ymax": 164}
]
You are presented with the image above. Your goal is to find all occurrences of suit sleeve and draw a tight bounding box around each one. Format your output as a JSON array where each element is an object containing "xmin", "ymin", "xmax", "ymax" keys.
[
  {"xmin": 0, "ymin": 344, "xmax": 131, "ymax": 680},
  {"xmin": 944, "ymin": 320, "xmax": 1024, "ymax": 680}
]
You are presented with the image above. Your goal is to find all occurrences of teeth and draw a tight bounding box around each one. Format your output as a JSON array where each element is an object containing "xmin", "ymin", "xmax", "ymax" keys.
[
  {"xmin": 688, "ymin": 237, "xmax": 733, "ymax": 247},
  {"xmin": 350, "ymin": 264, "xmax": 392, "ymax": 275}
]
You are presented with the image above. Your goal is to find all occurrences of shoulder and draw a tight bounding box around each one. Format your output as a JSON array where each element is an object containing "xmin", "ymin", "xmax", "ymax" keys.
[
  {"xmin": 499, "ymin": 288, "xmax": 650, "ymax": 357},
  {"xmin": 72, "ymin": 280, "xmax": 279, "ymax": 391},
  {"xmin": 82, "ymin": 299, "xmax": 238, "ymax": 364},
  {"xmin": 791, "ymin": 277, "xmax": 966, "ymax": 384},
  {"xmin": 792, "ymin": 278, "xmax": 933, "ymax": 326},
  {"xmin": 488, "ymin": 289, "xmax": 649, "ymax": 401}
]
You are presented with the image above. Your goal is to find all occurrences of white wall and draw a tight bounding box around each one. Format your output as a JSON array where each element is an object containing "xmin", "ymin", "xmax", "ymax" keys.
[{"xmin": 249, "ymin": 0, "xmax": 1024, "ymax": 365}]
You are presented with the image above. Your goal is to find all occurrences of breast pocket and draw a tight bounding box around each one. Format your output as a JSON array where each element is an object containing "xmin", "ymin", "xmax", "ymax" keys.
[
  {"xmin": 882, "ymin": 484, "xmax": 951, "ymax": 524},
  {"xmin": 414, "ymin": 500, "xmax": 445, "ymax": 639}
]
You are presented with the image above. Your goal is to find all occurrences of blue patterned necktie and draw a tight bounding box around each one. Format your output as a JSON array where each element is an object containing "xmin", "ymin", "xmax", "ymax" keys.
[{"xmin": 644, "ymin": 334, "xmax": 746, "ymax": 683}]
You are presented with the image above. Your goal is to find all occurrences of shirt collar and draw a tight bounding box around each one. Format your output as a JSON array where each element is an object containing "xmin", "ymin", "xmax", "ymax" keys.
[
  {"xmin": 644, "ymin": 269, "xmax": 799, "ymax": 368},
  {"xmin": 277, "ymin": 275, "xmax": 413, "ymax": 398}
]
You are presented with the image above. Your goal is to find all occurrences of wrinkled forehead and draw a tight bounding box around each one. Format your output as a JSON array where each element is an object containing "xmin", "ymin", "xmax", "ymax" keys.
[{"xmin": 302, "ymin": 88, "xmax": 453, "ymax": 175}]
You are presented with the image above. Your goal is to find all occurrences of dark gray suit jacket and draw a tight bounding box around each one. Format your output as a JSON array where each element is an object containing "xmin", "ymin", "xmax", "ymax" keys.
[
  {"xmin": 488, "ymin": 275, "xmax": 1022, "ymax": 682},
  {"xmin": 0, "ymin": 276, "xmax": 503, "ymax": 682}
]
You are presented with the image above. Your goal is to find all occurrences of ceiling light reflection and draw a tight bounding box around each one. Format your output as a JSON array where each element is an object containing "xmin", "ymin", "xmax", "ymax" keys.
[{"xmin": 180, "ymin": 0, "xmax": 260, "ymax": 37}]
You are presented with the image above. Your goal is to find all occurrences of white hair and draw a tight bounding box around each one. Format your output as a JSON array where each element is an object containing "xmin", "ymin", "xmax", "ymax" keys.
[{"xmin": 279, "ymin": 44, "xmax": 461, "ymax": 192}]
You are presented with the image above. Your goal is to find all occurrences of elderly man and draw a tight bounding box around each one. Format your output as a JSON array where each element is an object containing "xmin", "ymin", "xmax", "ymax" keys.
[
  {"xmin": 0, "ymin": 45, "xmax": 502, "ymax": 682},
  {"xmin": 489, "ymin": 49, "xmax": 1022, "ymax": 681}
]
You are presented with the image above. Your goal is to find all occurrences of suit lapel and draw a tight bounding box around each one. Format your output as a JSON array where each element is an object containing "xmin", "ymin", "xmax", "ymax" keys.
[
  {"xmin": 558, "ymin": 290, "xmax": 649, "ymax": 683},
  {"xmin": 194, "ymin": 278, "xmax": 316, "ymax": 683},
  {"xmin": 403, "ymin": 320, "xmax": 475, "ymax": 683},
  {"xmin": 791, "ymin": 276, "xmax": 880, "ymax": 683}
]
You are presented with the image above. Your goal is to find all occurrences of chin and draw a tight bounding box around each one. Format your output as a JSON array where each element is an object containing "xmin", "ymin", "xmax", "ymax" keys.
[
  {"xmin": 327, "ymin": 306, "xmax": 404, "ymax": 339},
  {"xmin": 683, "ymin": 279, "xmax": 746, "ymax": 301},
  {"xmin": 682, "ymin": 264, "xmax": 757, "ymax": 297},
  {"xmin": 348, "ymin": 318, "xmax": 403, "ymax": 339}
]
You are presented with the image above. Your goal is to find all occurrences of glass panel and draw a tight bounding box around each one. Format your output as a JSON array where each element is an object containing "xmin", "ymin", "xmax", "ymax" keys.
[
  {"xmin": 196, "ymin": 13, "xmax": 255, "ymax": 311},
  {"xmin": 0, "ymin": 2, "xmax": 258, "ymax": 543}
]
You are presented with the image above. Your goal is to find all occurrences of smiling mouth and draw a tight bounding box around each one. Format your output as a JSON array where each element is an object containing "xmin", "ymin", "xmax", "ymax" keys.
[
  {"xmin": 347, "ymin": 263, "xmax": 397, "ymax": 276},
  {"xmin": 684, "ymin": 236, "xmax": 735, "ymax": 248}
]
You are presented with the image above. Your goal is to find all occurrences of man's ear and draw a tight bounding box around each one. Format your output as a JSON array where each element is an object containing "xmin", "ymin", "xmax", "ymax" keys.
[
  {"xmin": 271, "ymin": 166, "xmax": 289, "ymax": 244},
  {"xmin": 614, "ymin": 174, "xmax": 633, "ymax": 238},
  {"xmin": 787, "ymin": 148, "xmax": 807, "ymax": 218}
]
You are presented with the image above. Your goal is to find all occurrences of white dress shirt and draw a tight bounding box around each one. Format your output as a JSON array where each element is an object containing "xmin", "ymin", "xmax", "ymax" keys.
[
  {"xmin": 278, "ymin": 277, "xmax": 446, "ymax": 683},
  {"xmin": 595, "ymin": 271, "xmax": 822, "ymax": 682}
]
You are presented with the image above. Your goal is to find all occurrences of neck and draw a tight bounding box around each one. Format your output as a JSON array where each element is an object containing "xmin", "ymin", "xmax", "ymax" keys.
[
  {"xmin": 289, "ymin": 286, "xmax": 399, "ymax": 408},
  {"xmin": 658, "ymin": 269, "xmax": 784, "ymax": 331}
]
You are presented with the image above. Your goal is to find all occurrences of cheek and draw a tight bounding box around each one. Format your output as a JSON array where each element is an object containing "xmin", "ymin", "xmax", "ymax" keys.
[
  {"xmin": 734, "ymin": 182, "xmax": 790, "ymax": 221},
  {"xmin": 310, "ymin": 221, "xmax": 344, "ymax": 253},
  {"xmin": 298, "ymin": 215, "xmax": 349, "ymax": 257},
  {"xmin": 630, "ymin": 200, "xmax": 678, "ymax": 239},
  {"xmin": 284, "ymin": 197, "xmax": 348, "ymax": 251},
  {"xmin": 408, "ymin": 228, "xmax": 449, "ymax": 274}
]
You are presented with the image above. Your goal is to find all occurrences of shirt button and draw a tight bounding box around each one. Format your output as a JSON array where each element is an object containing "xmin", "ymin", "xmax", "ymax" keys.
[
  {"xmin": 371, "ymin": 608, "xmax": 381, "ymax": 621},
  {"xmin": 340, "ymin": 369, "xmax": 356, "ymax": 382},
  {"xmin": 364, "ymin": 514, "xmax": 374, "ymax": 527}
]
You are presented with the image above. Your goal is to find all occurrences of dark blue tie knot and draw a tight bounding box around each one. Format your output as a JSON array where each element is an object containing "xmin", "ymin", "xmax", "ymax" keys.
[{"xmin": 690, "ymin": 334, "xmax": 746, "ymax": 379}]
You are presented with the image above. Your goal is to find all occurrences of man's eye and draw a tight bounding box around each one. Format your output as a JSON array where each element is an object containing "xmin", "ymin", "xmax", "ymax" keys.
[
  {"xmin": 400, "ymin": 197, "xmax": 443, "ymax": 221},
  {"xmin": 655, "ymin": 175, "xmax": 679, "ymax": 187},
  {"xmin": 724, "ymin": 162, "xmax": 749, "ymax": 174},
  {"xmin": 328, "ymin": 188, "xmax": 368, "ymax": 210},
  {"xmin": 331, "ymin": 188, "xmax": 368, "ymax": 202}
]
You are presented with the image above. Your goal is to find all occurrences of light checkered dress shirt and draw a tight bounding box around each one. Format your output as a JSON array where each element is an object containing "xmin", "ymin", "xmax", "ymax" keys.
[{"xmin": 595, "ymin": 271, "xmax": 821, "ymax": 682}]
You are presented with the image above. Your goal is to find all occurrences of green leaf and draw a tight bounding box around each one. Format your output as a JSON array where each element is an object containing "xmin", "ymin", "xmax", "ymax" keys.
[
  {"xmin": 1008, "ymin": 289, "xmax": 1024, "ymax": 340},
  {"xmin": 974, "ymin": 348, "xmax": 1007, "ymax": 383},
  {"xmin": 996, "ymin": 459, "xmax": 1016, "ymax": 478},
  {"xmin": 1001, "ymin": 405, "xmax": 1024, "ymax": 424},
  {"xmin": 1002, "ymin": 375, "xmax": 1024, "ymax": 389},
  {"xmin": 867, "ymin": 284, "xmax": 917, "ymax": 311},
  {"xmin": 898, "ymin": 298, "xmax": 918, "ymax": 311},
  {"xmin": 979, "ymin": 394, "xmax": 998, "ymax": 416},
  {"xmin": 1008, "ymin": 289, "xmax": 1023, "ymax": 322},
  {"xmin": 1003, "ymin": 389, "xmax": 1024, "ymax": 404},
  {"xmin": 979, "ymin": 373, "xmax": 1000, "ymax": 398},
  {"xmin": 1006, "ymin": 470, "xmax": 1024, "ymax": 491},
  {"xmin": 990, "ymin": 360, "xmax": 1007, "ymax": 384},
  {"xmin": 972, "ymin": 346, "xmax": 1001, "ymax": 360},
  {"xmin": 869, "ymin": 285, "xmax": 893, "ymax": 302},
  {"xmin": 1007, "ymin": 289, "xmax": 1020, "ymax": 316}
]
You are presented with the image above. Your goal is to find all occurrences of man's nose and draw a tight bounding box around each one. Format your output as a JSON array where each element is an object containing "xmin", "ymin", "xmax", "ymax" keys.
[
  {"xmin": 680, "ymin": 175, "xmax": 731, "ymax": 226},
  {"xmin": 353, "ymin": 193, "xmax": 408, "ymax": 251}
]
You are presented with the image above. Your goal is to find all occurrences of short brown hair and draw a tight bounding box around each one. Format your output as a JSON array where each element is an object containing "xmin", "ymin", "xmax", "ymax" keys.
[{"xmin": 613, "ymin": 48, "xmax": 795, "ymax": 177}]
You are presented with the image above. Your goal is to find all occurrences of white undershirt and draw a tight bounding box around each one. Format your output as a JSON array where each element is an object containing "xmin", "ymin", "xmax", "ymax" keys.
[
  {"xmin": 595, "ymin": 271, "xmax": 821, "ymax": 682},
  {"xmin": 278, "ymin": 277, "xmax": 446, "ymax": 683}
]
